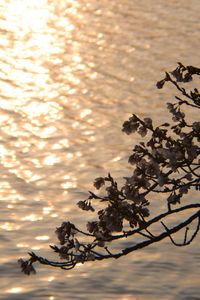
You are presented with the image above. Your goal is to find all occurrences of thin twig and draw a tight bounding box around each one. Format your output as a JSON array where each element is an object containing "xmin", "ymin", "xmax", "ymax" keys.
[
  {"xmin": 94, "ymin": 209, "xmax": 200, "ymax": 260},
  {"xmin": 105, "ymin": 203, "xmax": 200, "ymax": 242}
]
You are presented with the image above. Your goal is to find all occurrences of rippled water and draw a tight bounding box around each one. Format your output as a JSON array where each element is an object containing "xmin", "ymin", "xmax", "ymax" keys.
[{"xmin": 0, "ymin": 0, "xmax": 200, "ymax": 299}]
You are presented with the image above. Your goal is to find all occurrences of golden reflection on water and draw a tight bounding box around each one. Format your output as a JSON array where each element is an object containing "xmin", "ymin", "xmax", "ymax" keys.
[
  {"xmin": 6, "ymin": 287, "xmax": 23, "ymax": 294},
  {"xmin": 16, "ymin": 243, "xmax": 29, "ymax": 248},
  {"xmin": 4, "ymin": 0, "xmax": 49, "ymax": 32},
  {"xmin": 48, "ymin": 276, "xmax": 55, "ymax": 282},
  {"xmin": 0, "ymin": 1, "xmax": 51, "ymax": 105},
  {"xmin": 0, "ymin": 0, "xmax": 79, "ymax": 115},
  {"xmin": 0, "ymin": 222, "xmax": 21, "ymax": 231},
  {"xmin": 35, "ymin": 235, "xmax": 50, "ymax": 241},
  {"xmin": 0, "ymin": 0, "xmax": 200, "ymax": 299},
  {"xmin": 0, "ymin": 0, "xmax": 84, "ymax": 208},
  {"xmin": 21, "ymin": 213, "xmax": 43, "ymax": 221}
]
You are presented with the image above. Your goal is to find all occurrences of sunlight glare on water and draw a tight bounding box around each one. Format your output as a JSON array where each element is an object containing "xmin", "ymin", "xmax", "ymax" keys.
[
  {"xmin": 0, "ymin": 0, "xmax": 200, "ymax": 299},
  {"xmin": 6, "ymin": 287, "xmax": 23, "ymax": 294}
]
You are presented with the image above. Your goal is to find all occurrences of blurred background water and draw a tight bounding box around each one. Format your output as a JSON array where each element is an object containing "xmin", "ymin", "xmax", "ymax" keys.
[{"xmin": 0, "ymin": 0, "xmax": 200, "ymax": 299}]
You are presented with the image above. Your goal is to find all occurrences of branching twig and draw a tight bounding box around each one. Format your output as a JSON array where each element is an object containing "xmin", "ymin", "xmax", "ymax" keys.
[{"xmin": 19, "ymin": 63, "xmax": 200, "ymax": 275}]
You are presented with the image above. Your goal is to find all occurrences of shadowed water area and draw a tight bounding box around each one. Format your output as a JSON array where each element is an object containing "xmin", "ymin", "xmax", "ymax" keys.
[{"xmin": 0, "ymin": 0, "xmax": 200, "ymax": 299}]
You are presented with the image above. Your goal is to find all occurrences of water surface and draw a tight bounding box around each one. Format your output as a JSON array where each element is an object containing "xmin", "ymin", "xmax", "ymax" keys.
[{"xmin": 0, "ymin": 1, "xmax": 200, "ymax": 299}]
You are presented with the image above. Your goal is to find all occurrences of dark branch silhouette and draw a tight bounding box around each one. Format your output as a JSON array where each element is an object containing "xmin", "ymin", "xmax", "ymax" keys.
[{"xmin": 19, "ymin": 63, "xmax": 200, "ymax": 275}]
